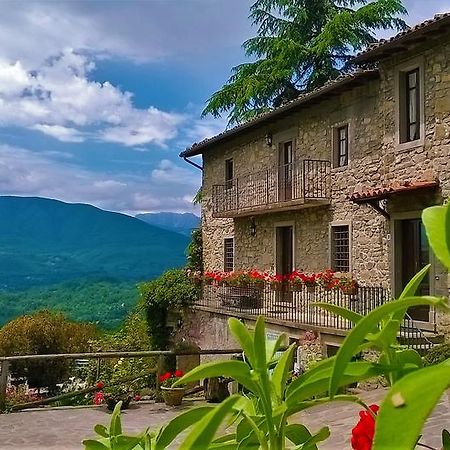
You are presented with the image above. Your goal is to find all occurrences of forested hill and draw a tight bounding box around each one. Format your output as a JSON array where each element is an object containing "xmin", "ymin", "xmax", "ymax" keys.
[{"xmin": 0, "ymin": 196, "xmax": 189, "ymax": 290}]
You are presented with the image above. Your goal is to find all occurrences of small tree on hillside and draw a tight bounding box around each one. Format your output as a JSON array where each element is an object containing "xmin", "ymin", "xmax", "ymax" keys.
[{"xmin": 0, "ymin": 310, "xmax": 96, "ymax": 391}]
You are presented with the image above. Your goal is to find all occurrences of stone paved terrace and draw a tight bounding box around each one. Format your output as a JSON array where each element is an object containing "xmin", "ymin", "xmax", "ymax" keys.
[{"xmin": 0, "ymin": 389, "xmax": 448, "ymax": 449}]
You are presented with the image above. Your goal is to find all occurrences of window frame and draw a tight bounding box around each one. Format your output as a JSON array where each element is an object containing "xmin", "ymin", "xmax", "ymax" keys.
[
  {"xmin": 225, "ymin": 158, "xmax": 233, "ymax": 190},
  {"xmin": 395, "ymin": 57, "xmax": 425, "ymax": 150},
  {"xmin": 330, "ymin": 223, "xmax": 351, "ymax": 273},
  {"xmin": 331, "ymin": 122, "xmax": 350, "ymax": 168},
  {"xmin": 223, "ymin": 237, "xmax": 234, "ymax": 272}
]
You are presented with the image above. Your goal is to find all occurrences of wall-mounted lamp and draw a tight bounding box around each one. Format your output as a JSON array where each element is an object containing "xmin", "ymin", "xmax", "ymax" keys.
[
  {"xmin": 265, "ymin": 132, "xmax": 273, "ymax": 147},
  {"xmin": 250, "ymin": 217, "xmax": 257, "ymax": 237}
]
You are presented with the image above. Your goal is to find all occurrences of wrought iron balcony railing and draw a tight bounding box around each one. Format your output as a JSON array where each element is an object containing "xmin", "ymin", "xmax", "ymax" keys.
[{"xmin": 212, "ymin": 159, "xmax": 331, "ymax": 217}]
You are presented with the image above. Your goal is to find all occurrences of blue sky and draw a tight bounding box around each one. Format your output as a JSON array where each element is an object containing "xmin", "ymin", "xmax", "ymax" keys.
[{"xmin": 0, "ymin": 0, "xmax": 448, "ymax": 215}]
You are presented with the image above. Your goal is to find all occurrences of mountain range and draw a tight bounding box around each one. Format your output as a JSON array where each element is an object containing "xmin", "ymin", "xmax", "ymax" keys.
[
  {"xmin": 0, "ymin": 196, "xmax": 189, "ymax": 291},
  {"xmin": 136, "ymin": 212, "xmax": 200, "ymax": 236}
]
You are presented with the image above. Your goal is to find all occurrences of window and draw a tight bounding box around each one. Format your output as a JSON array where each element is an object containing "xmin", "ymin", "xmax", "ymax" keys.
[
  {"xmin": 333, "ymin": 124, "xmax": 349, "ymax": 167},
  {"xmin": 224, "ymin": 238, "xmax": 234, "ymax": 272},
  {"xmin": 399, "ymin": 67, "xmax": 421, "ymax": 143},
  {"xmin": 225, "ymin": 158, "xmax": 233, "ymax": 190},
  {"xmin": 331, "ymin": 225, "xmax": 350, "ymax": 272}
]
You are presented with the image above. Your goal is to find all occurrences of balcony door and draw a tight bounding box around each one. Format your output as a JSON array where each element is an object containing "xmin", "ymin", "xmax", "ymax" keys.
[
  {"xmin": 395, "ymin": 217, "xmax": 431, "ymax": 325},
  {"xmin": 276, "ymin": 226, "xmax": 293, "ymax": 276},
  {"xmin": 278, "ymin": 141, "xmax": 293, "ymax": 201}
]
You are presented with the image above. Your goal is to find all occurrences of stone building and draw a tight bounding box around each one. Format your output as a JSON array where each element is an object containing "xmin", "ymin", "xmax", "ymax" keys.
[{"xmin": 180, "ymin": 13, "xmax": 450, "ymax": 354}]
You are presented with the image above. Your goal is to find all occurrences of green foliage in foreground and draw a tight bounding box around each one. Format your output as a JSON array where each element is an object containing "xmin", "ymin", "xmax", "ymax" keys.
[
  {"xmin": 85, "ymin": 202, "xmax": 450, "ymax": 449},
  {"xmin": 0, "ymin": 279, "xmax": 139, "ymax": 330}
]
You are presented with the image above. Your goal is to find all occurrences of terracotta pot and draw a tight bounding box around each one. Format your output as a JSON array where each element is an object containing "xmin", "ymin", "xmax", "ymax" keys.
[{"xmin": 161, "ymin": 386, "xmax": 185, "ymax": 406}]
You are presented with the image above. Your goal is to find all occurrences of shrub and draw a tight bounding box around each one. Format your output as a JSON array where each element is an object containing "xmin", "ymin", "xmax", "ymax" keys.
[
  {"xmin": 423, "ymin": 342, "xmax": 450, "ymax": 366},
  {"xmin": 187, "ymin": 227, "xmax": 203, "ymax": 273},
  {"xmin": 0, "ymin": 310, "xmax": 96, "ymax": 391},
  {"xmin": 141, "ymin": 269, "xmax": 197, "ymax": 350}
]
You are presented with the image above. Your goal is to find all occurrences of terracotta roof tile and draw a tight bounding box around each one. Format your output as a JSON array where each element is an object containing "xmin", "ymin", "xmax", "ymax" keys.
[
  {"xmin": 348, "ymin": 180, "xmax": 439, "ymax": 202},
  {"xmin": 354, "ymin": 13, "xmax": 450, "ymax": 63}
]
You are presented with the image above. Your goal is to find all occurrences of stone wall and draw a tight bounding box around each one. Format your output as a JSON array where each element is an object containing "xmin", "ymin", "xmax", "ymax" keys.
[{"xmin": 200, "ymin": 33, "xmax": 450, "ymax": 331}]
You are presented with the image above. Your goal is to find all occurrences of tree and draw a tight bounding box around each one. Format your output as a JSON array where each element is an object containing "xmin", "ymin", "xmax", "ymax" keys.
[
  {"xmin": 0, "ymin": 310, "xmax": 96, "ymax": 391},
  {"xmin": 203, "ymin": 0, "xmax": 407, "ymax": 125}
]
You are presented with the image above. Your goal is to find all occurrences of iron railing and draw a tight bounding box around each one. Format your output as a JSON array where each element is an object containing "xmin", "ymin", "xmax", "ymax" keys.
[
  {"xmin": 212, "ymin": 159, "xmax": 331, "ymax": 216},
  {"xmin": 196, "ymin": 284, "xmax": 437, "ymax": 349}
]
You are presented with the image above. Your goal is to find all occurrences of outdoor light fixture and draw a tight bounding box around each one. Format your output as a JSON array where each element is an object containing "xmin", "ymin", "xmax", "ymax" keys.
[
  {"xmin": 250, "ymin": 217, "xmax": 257, "ymax": 236},
  {"xmin": 265, "ymin": 132, "xmax": 273, "ymax": 147}
]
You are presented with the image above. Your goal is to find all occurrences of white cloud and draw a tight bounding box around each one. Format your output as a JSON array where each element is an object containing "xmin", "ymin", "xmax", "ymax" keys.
[
  {"xmin": 0, "ymin": 144, "xmax": 200, "ymax": 214},
  {"xmin": 0, "ymin": 49, "xmax": 184, "ymax": 146},
  {"xmin": 32, "ymin": 124, "xmax": 86, "ymax": 142}
]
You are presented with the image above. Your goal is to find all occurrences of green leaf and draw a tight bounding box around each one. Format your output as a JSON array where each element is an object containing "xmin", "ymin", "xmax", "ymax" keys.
[
  {"xmin": 266, "ymin": 333, "xmax": 287, "ymax": 362},
  {"xmin": 228, "ymin": 318, "xmax": 256, "ymax": 368},
  {"xmin": 173, "ymin": 360, "xmax": 258, "ymax": 393},
  {"xmin": 398, "ymin": 265, "xmax": 431, "ymax": 300},
  {"xmin": 155, "ymin": 406, "xmax": 214, "ymax": 450},
  {"xmin": 286, "ymin": 361, "xmax": 384, "ymax": 406},
  {"xmin": 82, "ymin": 440, "xmax": 109, "ymax": 450},
  {"xmin": 272, "ymin": 343, "xmax": 296, "ymax": 400},
  {"xmin": 94, "ymin": 424, "xmax": 109, "ymax": 438},
  {"xmin": 422, "ymin": 204, "xmax": 450, "ymax": 270},
  {"xmin": 179, "ymin": 395, "xmax": 241, "ymax": 449},
  {"xmin": 373, "ymin": 364, "xmax": 450, "ymax": 450},
  {"xmin": 443, "ymin": 429, "xmax": 450, "ymax": 450},
  {"xmin": 329, "ymin": 296, "xmax": 448, "ymax": 397},
  {"xmin": 313, "ymin": 303, "xmax": 363, "ymax": 324},
  {"xmin": 115, "ymin": 435, "xmax": 143, "ymax": 450},
  {"xmin": 285, "ymin": 424, "xmax": 312, "ymax": 445},
  {"xmin": 110, "ymin": 402, "xmax": 123, "ymax": 437},
  {"xmin": 253, "ymin": 316, "xmax": 267, "ymax": 371},
  {"xmin": 297, "ymin": 426, "xmax": 330, "ymax": 450},
  {"xmin": 391, "ymin": 264, "xmax": 431, "ymax": 324}
]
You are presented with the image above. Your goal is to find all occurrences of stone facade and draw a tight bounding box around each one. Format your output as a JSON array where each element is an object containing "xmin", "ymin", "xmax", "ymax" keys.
[{"xmin": 199, "ymin": 32, "xmax": 450, "ymax": 335}]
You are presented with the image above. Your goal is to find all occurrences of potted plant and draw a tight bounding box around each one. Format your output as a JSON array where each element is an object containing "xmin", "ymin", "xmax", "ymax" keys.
[
  {"xmin": 160, "ymin": 370, "xmax": 185, "ymax": 406},
  {"xmin": 103, "ymin": 386, "xmax": 133, "ymax": 411},
  {"xmin": 302, "ymin": 273, "xmax": 318, "ymax": 293},
  {"xmin": 287, "ymin": 271, "xmax": 304, "ymax": 291},
  {"xmin": 337, "ymin": 273, "xmax": 358, "ymax": 295},
  {"xmin": 269, "ymin": 274, "xmax": 284, "ymax": 291},
  {"xmin": 316, "ymin": 269, "xmax": 338, "ymax": 291}
]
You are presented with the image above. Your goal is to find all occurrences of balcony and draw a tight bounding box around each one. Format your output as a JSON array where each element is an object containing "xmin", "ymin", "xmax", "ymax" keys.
[{"xmin": 212, "ymin": 159, "xmax": 331, "ymax": 218}]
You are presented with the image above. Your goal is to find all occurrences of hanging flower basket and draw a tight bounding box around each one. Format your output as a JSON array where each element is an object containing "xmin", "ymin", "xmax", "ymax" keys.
[
  {"xmin": 290, "ymin": 283, "xmax": 303, "ymax": 292},
  {"xmin": 341, "ymin": 285, "xmax": 358, "ymax": 296},
  {"xmin": 161, "ymin": 387, "xmax": 185, "ymax": 406},
  {"xmin": 305, "ymin": 284, "xmax": 316, "ymax": 294}
]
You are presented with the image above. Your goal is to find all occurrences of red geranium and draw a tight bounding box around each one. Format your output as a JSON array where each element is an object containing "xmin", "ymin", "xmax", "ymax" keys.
[
  {"xmin": 351, "ymin": 404, "xmax": 379, "ymax": 450},
  {"xmin": 159, "ymin": 371, "xmax": 171, "ymax": 383},
  {"xmin": 95, "ymin": 381, "xmax": 104, "ymax": 389},
  {"xmin": 174, "ymin": 369, "xmax": 184, "ymax": 377},
  {"xmin": 93, "ymin": 391, "xmax": 104, "ymax": 405}
]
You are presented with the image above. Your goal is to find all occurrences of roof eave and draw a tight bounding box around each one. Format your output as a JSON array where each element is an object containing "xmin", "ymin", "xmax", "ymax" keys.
[{"xmin": 180, "ymin": 69, "xmax": 379, "ymax": 158}]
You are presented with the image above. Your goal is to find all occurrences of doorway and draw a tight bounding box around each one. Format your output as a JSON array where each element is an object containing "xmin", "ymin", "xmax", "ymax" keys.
[
  {"xmin": 276, "ymin": 226, "xmax": 294, "ymax": 276},
  {"xmin": 278, "ymin": 141, "xmax": 293, "ymax": 201},
  {"xmin": 394, "ymin": 217, "xmax": 431, "ymax": 324}
]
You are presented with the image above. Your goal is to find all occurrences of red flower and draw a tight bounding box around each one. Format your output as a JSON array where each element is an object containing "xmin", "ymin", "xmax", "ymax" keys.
[
  {"xmin": 351, "ymin": 404, "xmax": 379, "ymax": 450},
  {"xmin": 159, "ymin": 372, "xmax": 172, "ymax": 383},
  {"xmin": 174, "ymin": 369, "xmax": 183, "ymax": 377},
  {"xmin": 134, "ymin": 394, "xmax": 141, "ymax": 401},
  {"xmin": 93, "ymin": 391, "xmax": 104, "ymax": 405},
  {"xmin": 95, "ymin": 381, "xmax": 104, "ymax": 389}
]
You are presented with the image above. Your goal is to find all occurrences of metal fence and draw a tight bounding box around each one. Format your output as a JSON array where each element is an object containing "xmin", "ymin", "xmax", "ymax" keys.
[
  {"xmin": 197, "ymin": 283, "xmax": 389, "ymax": 330},
  {"xmin": 212, "ymin": 159, "xmax": 331, "ymax": 216}
]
